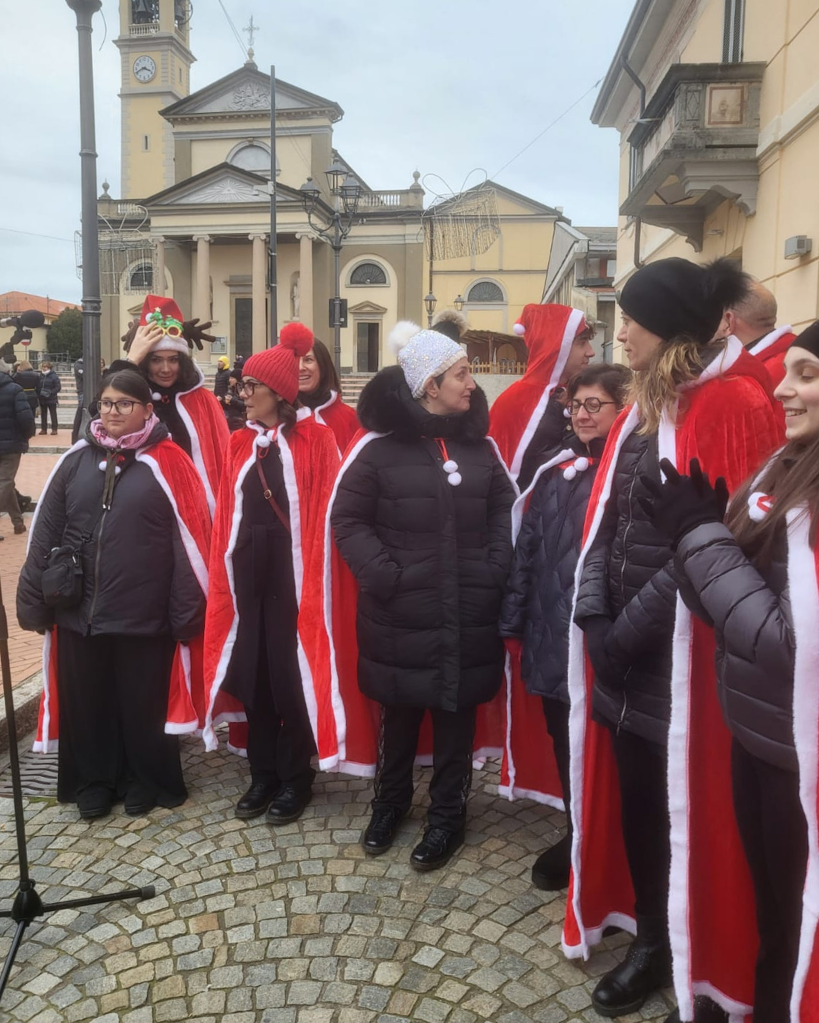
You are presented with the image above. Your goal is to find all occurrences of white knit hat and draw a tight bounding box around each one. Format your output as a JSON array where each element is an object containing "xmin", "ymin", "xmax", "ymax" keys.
[{"xmin": 389, "ymin": 321, "xmax": 466, "ymax": 399}]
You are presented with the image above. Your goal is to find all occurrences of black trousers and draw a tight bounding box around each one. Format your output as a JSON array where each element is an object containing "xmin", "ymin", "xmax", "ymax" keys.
[
  {"xmin": 731, "ymin": 739, "xmax": 807, "ymax": 1023},
  {"xmin": 609, "ymin": 726, "xmax": 670, "ymax": 944},
  {"xmin": 373, "ymin": 704, "xmax": 476, "ymax": 830},
  {"xmin": 56, "ymin": 629, "xmax": 186, "ymax": 807},
  {"xmin": 542, "ymin": 697, "xmax": 571, "ymax": 834},
  {"xmin": 39, "ymin": 401, "xmax": 57, "ymax": 432}
]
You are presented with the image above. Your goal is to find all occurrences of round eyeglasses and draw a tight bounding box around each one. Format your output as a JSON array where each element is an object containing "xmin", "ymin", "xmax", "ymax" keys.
[
  {"xmin": 567, "ymin": 397, "xmax": 617, "ymax": 416},
  {"xmin": 99, "ymin": 399, "xmax": 145, "ymax": 415}
]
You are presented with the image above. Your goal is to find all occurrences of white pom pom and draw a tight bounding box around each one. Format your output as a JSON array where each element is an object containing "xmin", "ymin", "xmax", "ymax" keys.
[
  {"xmin": 443, "ymin": 460, "xmax": 458, "ymax": 473},
  {"xmin": 256, "ymin": 434, "xmax": 272, "ymax": 449},
  {"xmin": 447, "ymin": 472, "xmax": 462, "ymax": 487},
  {"xmin": 98, "ymin": 460, "xmax": 107, "ymax": 472},
  {"xmin": 563, "ymin": 466, "xmax": 577, "ymax": 481},
  {"xmin": 748, "ymin": 491, "xmax": 772, "ymax": 522},
  {"xmin": 563, "ymin": 406, "xmax": 572, "ymax": 419},
  {"xmin": 575, "ymin": 456, "xmax": 590, "ymax": 472},
  {"xmin": 388, "ymin": 320, "xmax": 422, "ymax": 355},
  {"xmin": 152, "ymin": 392, "xmax": 162, "ymax": 401},
  {"xmin": 513, "ymin": 323, "xmax": 526, "ymax": 336},
  {"xmin": 114, "ymin": 466, "xmax": 122, "ymax": 476}
]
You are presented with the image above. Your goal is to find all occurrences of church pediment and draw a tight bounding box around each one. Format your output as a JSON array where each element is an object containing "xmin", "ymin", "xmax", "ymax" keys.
[
  {"xmin": 146, "ymin": 163, "xmax": 304, "ymax": 206},
  {"xmin": 348, "ymin": 300, "xmax": 389, "ymax": 316},
  {"xmin": 160, "ymin": 65, "xmax": 343, "ymax": 123}
]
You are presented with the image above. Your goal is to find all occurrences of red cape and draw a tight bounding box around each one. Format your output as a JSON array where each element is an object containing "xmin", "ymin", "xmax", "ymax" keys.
[
  {"xmin": 498, "ymin": 445, "xmax": 578, "ymax": 809},
  {"xmin": 312, "ymin": 391, "xmax": 359, "ymax": 455},
  {"xmin": 174, "ymin": 377, "xmax": 230, "ymax": 517},
  {"xmin": 317, "ymin": 432, "xmax": 506, "ymax": 775},
  {"xmin": 201, "ymin": 414, "xmax": 339, "ymax": 752},
  {"xmin": 564, "ymin": 339, "xmax": 783, "ymax": 1021},
  {"xmin": 489, "ymin": 305, "xmax": 586, "ymax": 480},
  {"xmin": 749, "ymin": 325, "xmax": 795, "ymax": 391},
  {"xmin": 33, "ymin": 437, "xmax": 212, "ymax": 752}
]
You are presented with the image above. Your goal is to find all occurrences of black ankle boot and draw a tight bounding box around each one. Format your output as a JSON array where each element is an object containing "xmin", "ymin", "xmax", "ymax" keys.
[
  {"xmin": 410, "ymin": 826, "xmax": 464, "ymax": 871},
  {"xmin": 266, "ymin": 784, "xmax": 312, "ymax": 824},
  {"xmin": 664, "ymin": 996, "xmax": 729, "ymax": 1023},
  {"xmin": 362, "ymin": 807, "xmax": 405, "ymax": 855},
  {"xmin": 235, "ymin": 781, "xmax": 278, "ymax": 819},
  {"xmin": 531, "ymin": 833, "xmax": 571, "ymax": 890},
  {"xmin": 591, "ymin": 937, "xmax": 671, "ymax": 1017}
]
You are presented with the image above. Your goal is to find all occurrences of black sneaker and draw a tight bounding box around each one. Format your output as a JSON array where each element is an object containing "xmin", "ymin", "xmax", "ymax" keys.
[
  {"xmin": 77, "ymin": 786, "xmax": 112, "ymax": 821},
  {"xmin": 362, "ymin": 807, "xmax": 405, "ymax": 855},
  {"xmin": 409, "ymin": 826, "xmax": 465, "ymax": 871}
]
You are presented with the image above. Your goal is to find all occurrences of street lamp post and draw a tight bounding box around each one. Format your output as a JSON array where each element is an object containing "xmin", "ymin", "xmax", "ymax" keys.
[
  {"xmin": 299, "ymin": 166, "xmax": 362, "ymax": 376},
  {"xmin": 66, "ymin": 0, "xmax": 103, "ymax": 417},
  {"xmin": 424, "ymin": 292, "xmax": 437, "ymax": 327},
  {"xmin": 454, "ymin": 294, "xmax": 465, "ymax": 312}
]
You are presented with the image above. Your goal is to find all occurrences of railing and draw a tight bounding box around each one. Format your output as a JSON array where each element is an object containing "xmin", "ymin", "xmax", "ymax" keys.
[
  {"xmin": 471, "ymin": 361, "xmax": 526, "ymax": 375},
  {"xmin": 130, "ymin": 22, "xmax": 160, "ymax": 35},
  {"xmin": 358, "ymin": 190, "xmax": 422, "ymax": 210}
]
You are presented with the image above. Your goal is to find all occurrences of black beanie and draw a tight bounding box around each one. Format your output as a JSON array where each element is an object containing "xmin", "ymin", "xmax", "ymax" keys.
[
  {"xmin": 619, "ymin": 257, "xmax": 749, "ymax": 344},
  {"xmin": 790, "ymin": 321, "xmax": 819, "ymax": 358}
]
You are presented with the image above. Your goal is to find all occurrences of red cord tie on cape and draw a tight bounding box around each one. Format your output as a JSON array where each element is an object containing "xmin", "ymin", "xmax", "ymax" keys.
[{"xmin": 435, "ymin": 438, "xmax": 462, "ymax": 487}]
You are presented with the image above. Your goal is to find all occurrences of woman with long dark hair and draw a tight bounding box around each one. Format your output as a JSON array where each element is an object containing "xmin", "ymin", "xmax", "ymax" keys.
[
  {"xmin": 202, "ymin": 323, "xmax": 339, "ymax": 825},
  {"xmin": 17, "ymin": 368, "xmax": 211, "ymax": 819},
  {"xmin": 641, "ymin": 321, "xmax": 819, "ymax": 1022},
  {"xmin": 297, "ymin": 335, "xmax": 358, "ymax": 453},
  {"xmin": 566, "ymin": 258, "xmax": 782, "ymax": 1017}
]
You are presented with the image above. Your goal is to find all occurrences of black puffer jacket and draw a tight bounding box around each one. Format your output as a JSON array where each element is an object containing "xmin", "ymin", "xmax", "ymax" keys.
[
  {"xmin": 501, "ymin": 435, "xmax": 605, "ymax": 702},
  {"xmin": 17, "ymin": 422, "xmax": 205, "ymax": 640},
  {"xmin": 13, "ymin": 370, "xmax": 40, "ymax": 413},
  {"xmin": 517, "ymin": 396, "xmax": 573, "ymax": 492},
  {"xmin": 0, "ymin": 373, "xmax": 35, "ymax": 454},
  {"xmin": 675, "ymin": 520, "xmax": 796, "ymax": 771},
  {"xmin": 38, "ymin": 370, "xmax": 61, "ymax": 405},
  {"xmin": 332, "ymin": 367, "xmax": 515, "ymax": 711},
  {"xmin": 574, "ymin": 430, "xmax": 678, "ymax": 745}
]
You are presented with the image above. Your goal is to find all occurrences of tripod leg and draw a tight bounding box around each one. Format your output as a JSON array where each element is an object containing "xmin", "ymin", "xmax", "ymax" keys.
[
  {"xmin": 0, "ymin": 919, "xmax": 29, "ymax": 1000},
  {"xmin": 40, "ymin": 885, "xmax": 155, "ymax": 913}
]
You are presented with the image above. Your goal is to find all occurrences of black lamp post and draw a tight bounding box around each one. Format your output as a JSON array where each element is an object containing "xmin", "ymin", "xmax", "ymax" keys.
[
  {"xmin": 454, "ymin": 294, "xmax": 465, "ymax": 312},
  {"xmin": 66, "ymin": 0, "xmax": 103, "ymax": 421},
  {"xmin": 299, "ymin": 166, "xmax": 363, "ymax": 376},
  {"xmin": 424, "ymin": 291, "xmax": 437, "ymax": 327}
]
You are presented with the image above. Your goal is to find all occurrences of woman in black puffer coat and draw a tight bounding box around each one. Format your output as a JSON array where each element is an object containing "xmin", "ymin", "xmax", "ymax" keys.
[
  {"xmin": 332, "ymin": 322, "xmax": 514, "ymax": 872},
  {"xmin": 500, "ymin": 363, "xmax": 630, "ymax": 892}
]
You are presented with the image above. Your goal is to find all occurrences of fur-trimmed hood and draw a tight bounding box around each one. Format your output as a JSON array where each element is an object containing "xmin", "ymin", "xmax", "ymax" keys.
[{"xmin": 357, "ymin": 365, "xmax": 490, "ymax": 442}]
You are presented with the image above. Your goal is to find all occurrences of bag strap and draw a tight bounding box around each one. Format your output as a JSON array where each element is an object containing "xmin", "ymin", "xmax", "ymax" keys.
[{"xmin": 255, "ymin": 457, "xmax": 291, "ymax": 534}]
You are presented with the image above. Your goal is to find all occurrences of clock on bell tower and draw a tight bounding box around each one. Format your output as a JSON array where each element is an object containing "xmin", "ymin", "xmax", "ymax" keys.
[{"xmin": 115, "ymin": 0, "xmax": 195, "ymax": 200}]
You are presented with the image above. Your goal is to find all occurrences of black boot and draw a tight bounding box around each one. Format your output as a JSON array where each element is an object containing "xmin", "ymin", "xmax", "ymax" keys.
[
  {"xmin": 235, "ymin": 781, "xmax": 278, "ymax": 819},
  {"xmin": 362, "ymin": 807, "xmax": 405, "ymax": 855},
  {"xmin": 664, "ymin": 996, "xmax": 729, "ymax": 1023},
  {"xmin": 410, "ymin": 826, "xmax": 464, "ymax": 871},
  {"xmin": 531, "ymin": 833, "xmax": 571, "ymax": 890},
  {"xmin": 591, "ymin": 931, "xmax": 671, "ymax": 1017},
  {"xmin": 266, "ymin": 784, "xmax": 312, "ymax": 824}
]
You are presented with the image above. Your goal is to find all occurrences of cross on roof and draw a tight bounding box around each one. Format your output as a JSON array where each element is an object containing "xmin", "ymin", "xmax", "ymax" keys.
[{"xmin": 243, "ymin": 15, "xmax": 259, "ymax": 55}]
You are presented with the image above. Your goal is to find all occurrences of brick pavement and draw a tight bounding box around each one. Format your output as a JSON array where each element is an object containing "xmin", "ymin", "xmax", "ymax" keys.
[
  {"xmin": 1, "ymin": 437, "xmax": 66, "ymax": 689},
  {"xmin": 0, "ymin": 745, "xmax": 675, "ymax": 1022}
]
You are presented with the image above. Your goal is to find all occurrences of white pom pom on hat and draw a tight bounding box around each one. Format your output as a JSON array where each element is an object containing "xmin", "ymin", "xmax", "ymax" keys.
[
  {"xmin": 388, "ymin": 320, "xmax": 422, "ymax": 356},
  {"xmin": 513, "ymin": 322, "xmax": 526, "ymax": 336}
]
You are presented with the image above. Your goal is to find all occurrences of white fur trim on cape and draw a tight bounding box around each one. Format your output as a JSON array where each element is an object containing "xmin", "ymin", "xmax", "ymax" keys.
[
  {"xmin": 788, "ymin": 507, "xmax": 819, "ymax": 1019},
  {"xmin": 313, "ymin": 391, "xmax": 342, "ymax": 454},
  {"xmin": 748, "ymin": 324, "xmax": 793, "ymax": 357},
  {"xmin": 509, "ymin": 308, "xmax": 584, "ymax": 480},
  {"xmin": 175, "ymin": 367, "xmax": 217, "ymax": 517}
]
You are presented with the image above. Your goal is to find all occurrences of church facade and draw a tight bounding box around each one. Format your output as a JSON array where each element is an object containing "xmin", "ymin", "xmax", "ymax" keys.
[{"xmin": 101, "ymin": 0, "xmax": 571, "ymax": 371}]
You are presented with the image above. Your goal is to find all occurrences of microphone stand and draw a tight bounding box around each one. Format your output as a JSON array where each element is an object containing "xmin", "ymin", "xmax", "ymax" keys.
[{"xmin": 0, "ymin": 574, "xmax": 155, "ymax": 1002}]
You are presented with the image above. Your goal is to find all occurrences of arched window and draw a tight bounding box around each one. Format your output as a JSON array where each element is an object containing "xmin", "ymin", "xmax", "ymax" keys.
[
  {"xmin": 228, "ymin": 143, "xmax": 277, "ymax": 176},
  {"xmin": 467, "ymin": 280, "xmax": 504, "ymax": 303},
  {"xmin": 128, "ymin": 262, "xmax": 153, "ymax": 292},
  {"xmin": 349, "ymin": 262, "xmax": 388, "ymax": 286}
]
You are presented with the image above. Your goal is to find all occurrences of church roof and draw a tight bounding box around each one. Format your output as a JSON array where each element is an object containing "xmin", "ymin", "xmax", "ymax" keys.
[
  {"xmin": 160, "ymin": 63, "xmax": 344, "ymax": 123},
  {"xmin": 144, "ymin": 162, "xmax": 307, "ymax": 206}
]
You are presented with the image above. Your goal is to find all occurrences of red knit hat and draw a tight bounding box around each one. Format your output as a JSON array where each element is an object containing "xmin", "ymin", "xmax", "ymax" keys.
[
  {"xmin": 139, "ymin": 295, "xmax": 188, "ymax": 354},
  {"xmin": 243, "ymin": 323, "xmax": 314, "ymax": 404}
]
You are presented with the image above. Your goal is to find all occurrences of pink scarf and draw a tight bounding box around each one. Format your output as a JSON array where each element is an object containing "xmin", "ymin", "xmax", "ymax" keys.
[{"xmin": 89, "ymin": 413, "xmax": 160, "ymax": 451}]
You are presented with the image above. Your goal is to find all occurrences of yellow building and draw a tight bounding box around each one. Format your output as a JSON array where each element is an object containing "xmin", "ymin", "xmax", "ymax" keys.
[
  {"xmin": 102, "ymin": 0, "xmax": 577, "ymax": 373},
  {"xmin": 593, "ymin": 0, "xmax": 819, "ymax": 359}
]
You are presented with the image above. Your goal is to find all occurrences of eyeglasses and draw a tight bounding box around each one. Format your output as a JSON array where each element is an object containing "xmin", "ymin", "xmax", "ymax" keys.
[
  {"xmin": 99, "ymin": 399, "xmax": 145, "ymax": 415},
  {"xmin": 237, "ymin": 380, "xmax": 267, "ymax": 396},
  {"xmin": 567, "ymin": 398, "xmax": 617, "ymax": 415}
]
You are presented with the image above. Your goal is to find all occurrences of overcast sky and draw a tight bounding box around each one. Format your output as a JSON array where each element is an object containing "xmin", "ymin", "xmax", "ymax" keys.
[{"xmin": 1, "ymin": 0, "xmax": 634, "ymax": 304}]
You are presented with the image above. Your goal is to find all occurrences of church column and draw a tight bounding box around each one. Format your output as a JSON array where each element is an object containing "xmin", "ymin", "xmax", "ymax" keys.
[
  {"xmin": 193, "ymin": 235, "xmax": 211, "ymax": 319},
  {"xmin": 154, "ymin": 236, "xmax": 166, "ymax": 297},
  {"xmin": 297, "ymin": 233, "xmax": 314, "ymax": 331},
  {"xmin": 250, "ymin": 233, "xmax": 268, "ymax": 352}
]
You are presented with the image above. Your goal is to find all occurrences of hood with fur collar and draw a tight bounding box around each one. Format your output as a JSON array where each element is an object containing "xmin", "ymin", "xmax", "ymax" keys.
[{"xmin": 357, "ymin": 365, "xmax": 490, "ymax": 441}]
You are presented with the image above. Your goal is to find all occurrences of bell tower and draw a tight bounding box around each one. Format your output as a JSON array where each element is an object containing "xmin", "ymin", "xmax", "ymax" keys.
[{"xmin": 115, "ymin": 0, "xmax": 195, "ymax": 199}]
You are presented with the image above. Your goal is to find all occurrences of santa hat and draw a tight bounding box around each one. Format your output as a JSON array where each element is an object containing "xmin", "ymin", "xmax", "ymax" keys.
[
  {"xmin": 139, "ymin": 296, "xmax": 188, "ymax": 355},
  {"xmin": 389, "ymin": 320, "xmax": 465, "ymax": 399},
  {"xmin": 242, "ymin": 323, "xmax": 314, "ymax": 404}
]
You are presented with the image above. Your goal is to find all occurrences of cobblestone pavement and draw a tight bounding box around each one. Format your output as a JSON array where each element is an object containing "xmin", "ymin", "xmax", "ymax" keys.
[{"xmin": 0, "ymin": 737, "xmax": 675, "ymax": 1022}]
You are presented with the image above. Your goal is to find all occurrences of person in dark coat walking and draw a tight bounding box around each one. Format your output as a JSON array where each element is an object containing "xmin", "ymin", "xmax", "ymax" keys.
[
  {"xmin": 38, "ymin": 361, "xmax": 61, "ymax": 435},
  {"xmin": 640, "ymin": 321, "xmax": 819, "ymax": 1023},
  {"xmin": 213, "ymin": 356, "xmax": 231, "ymax": 400},
  {"xmin": 17, "ymin": 369, "xmax": 210, "ymax": 820},
  {"xmin": 13, "ymin": 361, "xmax": 40, "ymax": 414},
  {"xmin": 500, "ymin": 362, "xmax": 630, "ymax": 890},
  {"xmin": 331, "ymin": 323, "xmax": 515, "ymax": 871},
  {"xmin": 222, "ymin": 374, "xmax": 246, "ymax": 432},
  {"xmin": 0, "ymin": 368, "xmax": 36, "ymax": 539}
]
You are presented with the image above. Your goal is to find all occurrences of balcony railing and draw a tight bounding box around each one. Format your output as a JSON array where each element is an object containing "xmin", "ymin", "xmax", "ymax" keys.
[
  {"xmin": 622, "ymin": 62, "xmax": 765, "ymax": 249},
  {"xmin": 358, "ymin": 189, "xmax": 423, "ymax": 210},
  {"xmin": 130, "ymin": 21, "xmax": 160, "ymax": 35}
]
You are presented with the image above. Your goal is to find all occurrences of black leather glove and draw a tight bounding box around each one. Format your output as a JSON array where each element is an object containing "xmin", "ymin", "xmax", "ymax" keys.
[
  {"xmin": 582, "ymin": 615, "xmax": 628, "ymax": 686},
  {"xmin": 639, "ymin": 458, "xmax": 729, "ymax": 547}
]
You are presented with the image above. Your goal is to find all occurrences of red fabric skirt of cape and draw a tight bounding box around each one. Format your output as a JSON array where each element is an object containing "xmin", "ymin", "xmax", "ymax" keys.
[
  {"xmin": 563, "ymin": 342, "xmax": 783, "ymax": 1021},
  {"xmin": 202, "ymin": 418, "xmax": 340, "ymax": 755},
  {"xmin": 34, "ymin": 438, "xmax": 212, "ymax": 751}
]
